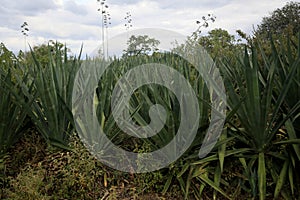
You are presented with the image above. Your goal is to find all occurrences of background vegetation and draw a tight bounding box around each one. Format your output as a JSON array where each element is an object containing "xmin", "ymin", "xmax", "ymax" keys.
[{"xmin": 0, "ymin": 2, "xmax": 299, "ymax": 199}]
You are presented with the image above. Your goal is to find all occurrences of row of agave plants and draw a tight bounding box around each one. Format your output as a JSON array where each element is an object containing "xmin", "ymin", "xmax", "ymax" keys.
[{"xmin": 0, "ymin": 33, "xmax": 299, "ymax": 199}]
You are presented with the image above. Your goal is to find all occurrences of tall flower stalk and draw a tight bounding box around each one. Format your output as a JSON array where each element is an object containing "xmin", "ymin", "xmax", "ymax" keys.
[
  {"xmin": 124, "ymin": 11, "xmax": 133, "ymax": 39},
  {"xmin": 21, "ymin": 22, "xmax": 29, "ymax": 53},
  {"xmin": 97, "ymin": 0, "xmax": 111, "ymax": 59}
]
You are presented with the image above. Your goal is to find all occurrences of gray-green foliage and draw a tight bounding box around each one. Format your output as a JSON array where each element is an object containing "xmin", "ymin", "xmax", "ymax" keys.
[
  {"xmin": 0, "ymin": 66, "xmax": 33, "ymax": 159},
  {"xmin": 29, "ymin": 42, "xmax": 82, "ymax": 148},
  {"xmin": 0, "ymin": 15, "xmax": 299, "ymax": 199},
  {"xmin": 220, "ymin": 34, "xmax": 300, "ymax": 200},
  {"xmin": 92, "ymin": 53, "xmax": 210, "ymax": 153}
]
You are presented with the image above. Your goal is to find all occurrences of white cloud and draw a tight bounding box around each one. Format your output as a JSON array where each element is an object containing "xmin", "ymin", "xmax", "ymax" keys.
[
  {"xmin": 0, "ymin": 0, "xmax": 293, "ymax": 56},
  {"xmin": 64, "ymin": 0, "xmax": 88, "ymax": 15},
  {"xmin": 0, "ymin": 0, "xmax": 59, "ymax": 16}
]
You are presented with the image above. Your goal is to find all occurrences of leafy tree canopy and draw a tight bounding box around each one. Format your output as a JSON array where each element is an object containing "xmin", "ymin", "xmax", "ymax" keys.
[
  {"xmin": 0, "ymin": 43, "xmax": 17, "ymax": 68},
  {"xmin": 256, "ymin": 1, "xmax": 300, "ymax": 37},
  {"xmin": 20, "ymin": 40, "xmax": 68, "ymax": 67},
  {"xmin": 198, "ymin": 28, "xmax": 240, "ymax": 59},
  {"xmin": 123, "ymin": 35, "xmax": 160, "ymax": 56},
  {"xmin": 173, "ymin": 28, "xmax": 243, "ymax": 61}
]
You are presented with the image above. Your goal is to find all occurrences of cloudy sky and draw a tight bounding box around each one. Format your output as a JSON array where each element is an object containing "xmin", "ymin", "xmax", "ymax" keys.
[{"xmin": 0, "ymin": 0, "xmax": 293, "ymax": 56}]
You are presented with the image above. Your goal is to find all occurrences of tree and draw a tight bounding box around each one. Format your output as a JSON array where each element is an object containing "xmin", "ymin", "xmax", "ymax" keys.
[
  {"xmin": 172, "ymin": 15, "xmax": 243, "ymax": 61},
  {"xmin": 256, "ymin": 1, "xmax": 300, "ymax": 38},
  {"xmin": 0, "ymin": 43, "xmax": 25, "ymax": 82},
  {"xmin": 250, "ymin": 2, "xmax": 300, "ymax": 64},
  {"xmin": 123, "ymin": 35, "xmax": 160, "ymax": 56},
  {"xmin": 174, "ymin": 28, "xmax": 242, "ymax": 60},
  {"xmin": 0, "ymin": 43, "xmax": 17, "ymax": 68},
  {"xmin": 197, "ymin": 28, "xmax": 241, "ymax": 59},
  {"xmin": 20, "ymin": 40, "xmax": 68, "ymax": 67}
]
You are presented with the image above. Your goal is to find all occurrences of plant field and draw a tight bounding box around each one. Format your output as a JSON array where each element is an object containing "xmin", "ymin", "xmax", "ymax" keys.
[{"xmin": 0, "ymin": 2, "xmax": 300, "ymax": 199}]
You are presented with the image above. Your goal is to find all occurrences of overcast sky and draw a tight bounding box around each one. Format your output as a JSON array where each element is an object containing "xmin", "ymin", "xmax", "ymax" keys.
[{"xmin": 0, "ymin": 0, "xmax": 293, "ymax": 56}]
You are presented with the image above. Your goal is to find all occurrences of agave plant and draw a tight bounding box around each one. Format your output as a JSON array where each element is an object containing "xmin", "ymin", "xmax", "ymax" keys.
[
  {"xmin": 73, "ymin": 51, "xmax": 224, "ymax": 195},
  {"xmin": 0, "ymin": 66, "xmax": 33, "ymax": 160},
  {"xmin": 265, "ymin": 33, "xmax": 300, "ymax": 198},
  {"xmin": 272, "ymin": 33, "xmax": 300, "ymax": 133},
  {"xmin": 220, "ymin": 34, "xmax": 300, "ymax": 199},
  {"xmin": 29, "ymin": 42, "xmax": 81, "ymax": 149},
  {"xmin": 90, "ymin": 54, "xmax": 199, "ymax": 155}
]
